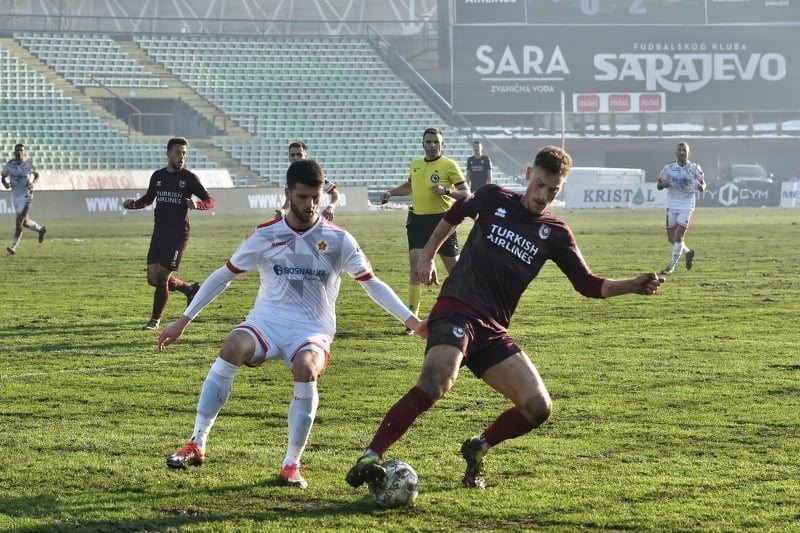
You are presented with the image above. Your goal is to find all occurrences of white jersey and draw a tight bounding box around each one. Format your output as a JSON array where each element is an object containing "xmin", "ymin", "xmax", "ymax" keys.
[
  {"xmin": 659, "ymin": 160, "xmax": 704, "ymax": 210},
  {"xmin": 2, "ymin": 159, "xmax": 37, "ymax": 200},
  {"xmin": 226, "ymin": 216, "xmax": 371, "ymax": 337}
]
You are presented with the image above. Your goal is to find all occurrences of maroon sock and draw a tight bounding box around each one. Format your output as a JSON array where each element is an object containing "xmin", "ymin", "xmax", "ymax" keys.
[
  {"xmin": 367, "ymin": 386, "xmax": 433, "ymax": 457},
  {"xmin": 483, "ymin": 407, "xmax": 536, "ymax": 447},
  {"xmin": 151, "ymin": 283, "xmax": 169, "ymax": 320}
]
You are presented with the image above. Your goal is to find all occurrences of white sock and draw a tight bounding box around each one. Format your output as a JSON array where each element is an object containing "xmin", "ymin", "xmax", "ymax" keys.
[
  {"xmin": 681, "ymin": 242, "xmax": 690, "ymax": 254},
  {"xmin": 283, "ymin": 381, "xmax": 319, "ymax": 467},
  {"xmin": 191, "ymin": 357, "xmax": 239, "ymax": 449},
  {"xmin": 671, "ymin": 241, "xmax": 684, "ymax": 265}
]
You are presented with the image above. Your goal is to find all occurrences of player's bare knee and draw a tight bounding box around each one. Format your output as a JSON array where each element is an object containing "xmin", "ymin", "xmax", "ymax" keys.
[
  {"xmin": 416, "ymin": 372, "xmax": 454, "ymax": 400},
  {"xmin": 218, "ymin": 331, "xmax": 255, "ymax": 366},
  {"xmin": 148, "ymin": 272, "xmax": 168, "ymax": 287},
  {"xmin": 521, "ymin": 393, "xmax": 552, "ymax": 426},
  {"xmin": 291, "ymin": 364, "xmax": 319, "ymax": 383},
  {"xmin": 291, "ymin": 350, "xmax": 325, "ymax": 382}
]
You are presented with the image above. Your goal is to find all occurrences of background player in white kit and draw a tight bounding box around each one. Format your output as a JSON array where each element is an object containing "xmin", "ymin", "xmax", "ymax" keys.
[
  {"xmin": 158, "ymin": 159, "xmax": 426, "ymax": 489},
  {"xmin": 274, "ymin": 140, "xmax": 339, "ymax": 220},
  {"xmin": 1, "ymin": 143, "xmax": 46, "ymax": 254},
  {"xmin": 656, "ymin": 141, "xmax": 706, "ymax": 275}
]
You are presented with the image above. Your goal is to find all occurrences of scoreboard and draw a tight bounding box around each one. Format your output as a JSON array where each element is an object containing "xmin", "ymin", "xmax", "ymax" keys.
[
  {"xmin": 455, "ymin": 0, "xmax": 800, "ymax": 25},
  {"xmin": 451, "ymin": 0, "xmax": 800, "ymax": 113},
  {"xmin": 525, "ymin": 0, "xmax": 797, "ymax": 25},
  {"xmin": 529, "ymin": 0, "xmax": 706, "ymax": 24}
]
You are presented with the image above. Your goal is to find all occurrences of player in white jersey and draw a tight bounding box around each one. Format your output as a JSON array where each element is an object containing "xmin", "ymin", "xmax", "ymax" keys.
[
  {"xmin": 1, "ymin": 143, "xmax": 46, "ymax": 254},
  {"xmin": 656, "ymin": 141, "xmax": 706, "ymax": 275},
  {"xmin": 158, "ymin": 159, "xmax": 427, "ymax": 488},
  {"xmin": 275, "ymin": 140, "xmax": 339, "ymax": 220}
]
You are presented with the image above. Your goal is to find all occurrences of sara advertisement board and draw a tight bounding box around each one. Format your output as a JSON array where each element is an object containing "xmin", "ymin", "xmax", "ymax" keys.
[{"xmin": 451, "ymin": 25, "xmax": 797, "ymax": 113}]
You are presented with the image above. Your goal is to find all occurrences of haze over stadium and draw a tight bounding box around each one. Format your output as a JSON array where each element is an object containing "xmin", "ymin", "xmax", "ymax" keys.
[{"xmin": 1, "ymin": 0, "xmax": 797, "ymax": 206}]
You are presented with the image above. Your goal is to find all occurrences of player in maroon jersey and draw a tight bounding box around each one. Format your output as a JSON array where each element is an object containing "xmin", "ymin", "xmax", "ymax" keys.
[
  {"xmin": 347, "ymin": 146, "xmax": 664, "ymax": 490},
  {"xmin": 123, "ymin": 137, "xmax": 215, "ymax": 330}
]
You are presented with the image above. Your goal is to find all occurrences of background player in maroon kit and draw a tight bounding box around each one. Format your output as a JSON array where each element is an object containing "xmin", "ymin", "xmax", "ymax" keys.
[
  {"xmin": 465, "ymin": 139, "xmax": 492, "ymax": 193},
  {"xmin": 123, "ymin": 137, "xmax": 215, "ymax": 330},
  {"xmin": 347, "ymin": 146, "xmax": 664, "ymax": 490}
]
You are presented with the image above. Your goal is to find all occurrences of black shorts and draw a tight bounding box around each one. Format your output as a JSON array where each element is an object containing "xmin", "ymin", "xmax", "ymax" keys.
[
  {"xmin": 147, "ymin": 227, "xmax": 189, "ymax": 271},
  {"xmin": 425, "ymin": 309, "xmax": 520, "ymax": 378},
  {"xmin": 406, "ymin": 211, "xmax": 459, "ymax": 256}
]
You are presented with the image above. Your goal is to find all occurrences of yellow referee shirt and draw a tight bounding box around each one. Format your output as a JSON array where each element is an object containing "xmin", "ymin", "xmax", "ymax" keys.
[{"xmin": 408, "ymin": 155, "xmax": 465, "ymax": 215}]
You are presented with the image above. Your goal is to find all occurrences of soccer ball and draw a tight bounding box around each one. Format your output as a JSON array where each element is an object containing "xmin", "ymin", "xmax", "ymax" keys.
[{"xmin": 368, "ymin": 460, "xmax": 419, "ymax": 509}]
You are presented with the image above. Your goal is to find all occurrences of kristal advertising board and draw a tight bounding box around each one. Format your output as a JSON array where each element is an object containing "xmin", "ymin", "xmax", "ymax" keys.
[{"xmin": 451, "ymin": 25, "xmax": 798, "ymax": 114}]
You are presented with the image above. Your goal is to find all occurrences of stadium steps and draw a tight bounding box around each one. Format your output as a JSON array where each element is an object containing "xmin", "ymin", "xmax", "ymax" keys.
[
  {"xmin": 115, "ymin": 39, "xmax": 254, "ymax": 139},
  {"xmin": 0, "ymin": 37, "xmax": 128, "ymax": 135},
  {"xmin": 191, "ymin": 139, "xmax": 264, "ymax": 186}
]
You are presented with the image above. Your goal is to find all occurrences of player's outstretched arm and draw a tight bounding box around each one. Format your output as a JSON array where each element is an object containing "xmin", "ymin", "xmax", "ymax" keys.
[
  {"xmin": 158, "ymin": 315, "xmax": 191, "ymax": 350},
  {"xmin": 359, "ymin": 275, "xmax": 427, "ymax": 338},
  {"xmin": 601, "ymin": 272, "xmax": 664, "ymax": 298}
]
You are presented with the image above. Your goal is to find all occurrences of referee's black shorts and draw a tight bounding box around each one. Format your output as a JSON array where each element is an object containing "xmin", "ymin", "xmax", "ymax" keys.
[{"xmin": 405, "ymin": 211, "xmax": 459, "ymax": 256}]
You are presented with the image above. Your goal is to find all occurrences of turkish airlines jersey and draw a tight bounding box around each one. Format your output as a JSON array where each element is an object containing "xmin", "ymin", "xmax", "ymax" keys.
[
  {"xmin": 134, "ymin": 167, "xmax": 214, "ymax": 232},
  {"xmin": 438, "ymin": 184, "xmax": 595, "ymax": 329},
  {"xmin": 658, "ymin": 160, "xmax": 704, "ymax": 210},
  {"xmin": 226, "ymin": 217, "xmax": 372, "ymax": 336}
]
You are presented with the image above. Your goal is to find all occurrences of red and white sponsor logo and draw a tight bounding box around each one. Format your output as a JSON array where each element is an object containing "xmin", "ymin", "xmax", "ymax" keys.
[
  {"xmin": 639, "ymin": 93, "xmax": 662, "ymax": 111},
  {"xmin": 608, "ymin": 94, "xmax": 631, "ymax": 112},
  {"xmin": 576, "ymin": 94, "xmax": 600, "ymax": 112}
]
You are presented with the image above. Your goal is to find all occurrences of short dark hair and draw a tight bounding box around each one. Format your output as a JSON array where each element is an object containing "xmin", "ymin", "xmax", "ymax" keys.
[
  {"xmin": 287, "ymin": 159, "xmax": 325, "ymax": 189},
  {"xmin": 167, "ymin": 137, "xmax": 189, "ymax": 151},
  {"xmin": 422, "ymin": 128, "xmax": 443, "ymax": 139},
  {"xmin": 288, "ymin": 140, "xmax": 308, "ymax": 153},
  {"xmin": 14, "ymin": 143, "xmax": 24, "ymax": 151},
  {"xmin": 534, "ymin": 146, "xmax": 573, "ymax": 178}
]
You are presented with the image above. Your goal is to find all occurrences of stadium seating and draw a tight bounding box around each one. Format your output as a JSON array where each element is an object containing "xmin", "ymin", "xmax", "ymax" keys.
[
  {"xmin": 134, "ymin": 35, "xmax": 487, "ymax": 188},
  {"xmin": 0, "ymin": 43, "xmax": 217, "ymax": 172},
  {"xmin": 4, "ymin": 33, "xmax": 507, "ymax": 190},
  {"xmin": 15, "ymin": 32, "xmax": 165, "ymax": 88}
]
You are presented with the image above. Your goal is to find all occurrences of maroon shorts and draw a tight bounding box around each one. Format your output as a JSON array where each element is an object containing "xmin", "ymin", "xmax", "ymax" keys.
[
  {"xmin": 147, "ymin": 228, "xmax": 189, "ymax": 271},
  {"xmin": 426, "ymin": 300, "xmax": 520, "ymax": 378}
]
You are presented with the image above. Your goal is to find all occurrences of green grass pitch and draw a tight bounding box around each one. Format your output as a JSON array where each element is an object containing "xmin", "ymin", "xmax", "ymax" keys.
[{"xmin": 0, "ymin": 207, "xmax": 798, "ymax": 532}]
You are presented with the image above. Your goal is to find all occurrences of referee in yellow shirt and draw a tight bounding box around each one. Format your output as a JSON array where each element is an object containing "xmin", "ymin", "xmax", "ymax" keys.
[{"xmin": 381, "ymin": 128, "xmax": 469, "ymax": 334}]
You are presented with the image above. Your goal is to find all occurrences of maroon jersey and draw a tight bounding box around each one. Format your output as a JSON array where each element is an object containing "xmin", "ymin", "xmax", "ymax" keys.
[
  {"xmin": 466, "ymin": 154, "xmax": 492, "ymax": 192},
  {"xmin": 438, "ymin": 184, "xmax": 601, "ymax": 328},
  {"xmin": 133, "ymin": 167, "xmax": 215, "ymax": 232}
]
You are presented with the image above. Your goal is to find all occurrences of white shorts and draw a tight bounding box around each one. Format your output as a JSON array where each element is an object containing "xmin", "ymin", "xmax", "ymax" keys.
[
  {"xmin": 234, "ymin": 317, "xmax": 331, "ymax": 370},
  {"xmin": 665, "ymin": 207, "xmax": 694, "ymax": 230},
  {"xmin": 12, "ymin": 192, "xmax": 32, "ymax": 214}
]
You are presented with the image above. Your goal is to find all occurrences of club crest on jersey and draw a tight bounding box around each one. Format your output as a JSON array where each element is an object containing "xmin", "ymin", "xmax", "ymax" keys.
[
  {"xmin": 179, "ymin": 179, "xmax": 186, "ymax": 188},
  {"xmin": 451, "ymin": 326, "xmax": 465, "ymax": 339},
  {"xmin": 317, "ymin": 240, "xmax": 329, "ymax": 252},
  {"xmin": 539, "ymin": 224, "xmax": 551, "ymax": 240},
  {"xmin": 430, "ymin": 173, "xmax": 441, "ymax": 183}
]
